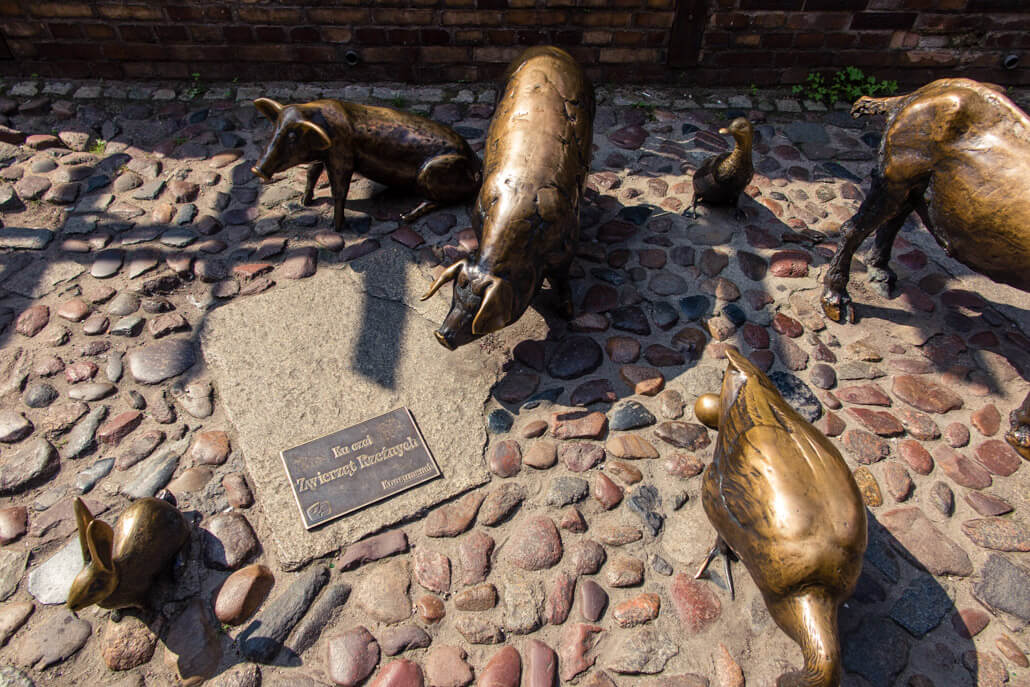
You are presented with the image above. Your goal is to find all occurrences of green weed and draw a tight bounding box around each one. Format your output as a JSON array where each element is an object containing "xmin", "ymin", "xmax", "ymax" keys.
[{"xmin": 792, "ymin": 66, "xmax": 898, "ymax": 105}]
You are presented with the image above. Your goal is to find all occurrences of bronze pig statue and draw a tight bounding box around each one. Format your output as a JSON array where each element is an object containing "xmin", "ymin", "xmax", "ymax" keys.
[
  {"xmin": 819, "ymin": 78, "xmax": 1030, "ymax": 464},
  {"xmin": 420, "ymin": 46, "xmax": 595, "ymax": 349},
  {"xmin": 67, "ymin": 496, "xmax": 190, "ymax": 611},
  {"xmin": 695, "ymin": 349, "xmax": 867, "ymax": 687},
  {"xmin": 252, "ymin": 97, "xmax": 481, "ymax": 232}
]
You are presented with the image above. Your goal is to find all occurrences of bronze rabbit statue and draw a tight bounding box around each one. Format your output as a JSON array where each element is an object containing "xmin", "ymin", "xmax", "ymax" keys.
[{"xmin": 67, "ymin": 496, "xmax": 190, "ymax": 611}]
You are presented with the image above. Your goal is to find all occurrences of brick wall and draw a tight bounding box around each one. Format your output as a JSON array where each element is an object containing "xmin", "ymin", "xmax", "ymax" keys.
[
  {"xmin": 0, "ymin": 0, "xmax": 1027, "ymax": 86},
  {"xmin": 697, "ymin": 0, "xmax": 1030, "ymax": 87}
]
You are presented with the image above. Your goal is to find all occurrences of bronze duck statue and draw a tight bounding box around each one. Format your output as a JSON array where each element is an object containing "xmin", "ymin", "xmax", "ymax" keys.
[
  {"xmin": 694, "ymin": 349, "xmax": 867, "ymax": 687},
  {"xmin": 688, "ymin": 117, "xmax": 754, "ymax": 221}
]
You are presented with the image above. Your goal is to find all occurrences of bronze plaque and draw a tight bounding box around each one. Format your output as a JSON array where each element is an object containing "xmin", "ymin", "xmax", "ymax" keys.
[{"xmin": 280, "ymin": 408, "xmax": 441, "ymax": 530}]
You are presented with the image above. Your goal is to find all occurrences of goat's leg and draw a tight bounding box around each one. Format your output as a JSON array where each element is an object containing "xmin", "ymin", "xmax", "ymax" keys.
[
  {"xmin": 822, "ymin": 172, "xmax": 912, "ymax": 323},
  {"xmin": 866, "ymin": 212, "xmax": 908, "ymax": 298}
]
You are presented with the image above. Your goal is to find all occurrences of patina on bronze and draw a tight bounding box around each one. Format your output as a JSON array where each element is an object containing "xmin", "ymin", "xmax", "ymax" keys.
[
  {"xmin": 420, "ymin": 46, "xmax": 595, "ymax": 349},
  {"xmin": 67, "ymin": 496, "xmax": 190, "ymax": 611},
  {"xmin": 822, "ymin": 78, "xmax": 1030, "ymax": 323},
  {"xmin": 280, "ymin": 407, "xmax": 440, "ymax": 530},
  {"xmin": 695, "ymin": 349, "xmax": 867, "ymax": 687},
  {"xmin": 252, "ymin": 98, "xmax": 481, "ymax": 232},
  {"xmin": 688, "ymin": 117, "xmax": 754, "ymax": 221},
  {"xmin": 1008, "ymin": 393, "xmax": 1030, "ymax": 461},
  {"xmin": 819, "ymin": 78, "xmax": 1030, "ymax": 464}
]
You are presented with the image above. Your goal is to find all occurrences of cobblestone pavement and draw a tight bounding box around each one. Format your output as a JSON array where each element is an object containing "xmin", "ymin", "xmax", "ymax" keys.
[{"xmin": 0, "ymin": 77, "xmax": 1028, "ymax": 687}]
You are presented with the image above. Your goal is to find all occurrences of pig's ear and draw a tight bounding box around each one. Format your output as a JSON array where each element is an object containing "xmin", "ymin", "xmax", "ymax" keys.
[
  {"xmin": 472, "ymin": 277, "xmax": 514, "ymax": 335},
  {"xmin": 297, "ymin": 121, "xmax": 332, "ymax": 151},
  {"xmin": 253, "ymin": 98, "xmax": 284, "ymax": 121},
  {"xmin": 420, "ymin": 260, "xmax": 464, "ymax": 301}
]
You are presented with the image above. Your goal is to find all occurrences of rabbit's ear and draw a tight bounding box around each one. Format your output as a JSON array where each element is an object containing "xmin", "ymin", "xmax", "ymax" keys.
[
  {"xmin": 73, "ymin": 498, "xmax": 95, "ymax": 564},
  {"xmin": 85, "ymin": 519, "xmax": 115, "ymax": 574}
]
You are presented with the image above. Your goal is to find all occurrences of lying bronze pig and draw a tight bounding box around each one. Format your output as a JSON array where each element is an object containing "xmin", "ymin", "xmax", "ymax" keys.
[
  {"xmin": 822, "ymin": 78, "xmax": 1030, "ymax": 323},
  {"xmin": 695, "ymin": 349, "xmax": 866, "ymax": 687},
  {"xmin": 252, "ymin": 97, "xmax": 481, "ymax": 232},
  {"xmin": 420, "ymin": 46, "xmax": 594, "ymax": 349},
  {"xmin": 67, "ymin": 496, "xmax": 190, "ymax": 611}
]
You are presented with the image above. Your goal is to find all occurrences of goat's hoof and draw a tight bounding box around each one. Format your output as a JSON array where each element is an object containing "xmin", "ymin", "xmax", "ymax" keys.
[
  {"xmin": 1006, "ymin": 424, "xmax": 1030, "ymax": 461},
  {"xmin": 867, "ymin": 267, "xmax": 896, "ymax": 298},
  {"xmin": 821, "ymin": 289, "xmax": 855, "ymax": 324}
]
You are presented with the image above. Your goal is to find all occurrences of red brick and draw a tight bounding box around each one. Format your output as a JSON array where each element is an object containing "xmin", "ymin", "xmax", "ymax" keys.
[
  {"xmin": 360, "ymin": 46, "xmax": 419, "ymax": 63},
  {"xmin": 236, "ymin": 7, "xmax": 302, "ymax": 23},
  {"xmin": 372, "ymin": 8, "xmax": 435, "ymax": 24},
  {"xmin": 254, "ymin": 26, "xmax": 288, "ymax": 43},
  {"xmin": 37, "ymin": 42, "xmax": 103, "ymax": 59},
  {"xmin": 95, "ymin": 4, "xmax": 160, "ymax": 21},
  {"xmin": 30, "ymin": 2, "xmax": 93, "ymax": 18},
  {"xmin": 600, "ymin": 47, "xmax": 660, "ymax": 62},
  {"xmin": 387, "ymin": 28, "xmax": 420, "ymax": 45},
  {"xmin": 290, "ymin": 26, "xmax": 321, "ymax": 42},
  {"xmin": 419, "ymin": 46, "xmax": 469, "ymax": 62},
  {"xmin": 421, "ymin": 28, "xmax": 451, "ymax": 44},
  {"xmin": 850, "ymin": 12, "xmax": 917, "ymax": 30},
  {"xmin": 4, "ymin": 21, "xmax": 46, "ymax": 38},
  {"xmin": 83, "ymin": 23, "xmax": 116, "ymax": 40},
  {"xmin": 307, "ymin": 8, "xmax": 371, "ymax": 24},
  {"xmin": 154, "ymin": 24, "xmax": 189, "ymax": 42},
  {"xmin": 611, "ymin": 30, "xmax": 642, "ymax": 46},
  {"xmin": 118, "ymin": 24, "xmax": 155, "ymax": 42},
  {"xmin": 223, "ymin": 25, "xmax": 254, "ymax": 43},
  {"xmin": 355, "ymin": 27, "xmax": 388, "ymax": 44},
  {"xmin": 47, "ymin": 22, "xmax": 82, "ymax": 39},
  {"xmin": 580, "ymin": 10, "xmax": 632, "ymax": 27},
  {"xmin": 323, "ymin": 27, "xmax": 354, "ymax": 43},
  {"xmin": 634, "ymin": 11, "xmax": 674, "ymax": 28},
  {"xmin": 473, "ymin": 45, "xmax": 523, "ymax": 62},
  {"xmin": 442, "ymin": 10, "xmax": 503, "ymax": 25},
  {"xmin": 486, "ymin": 29, "xmax": 517, "ymax": 44},
  {"xmin": 506, "ymin": 9, "xmax": 568, "ymax": 25}
]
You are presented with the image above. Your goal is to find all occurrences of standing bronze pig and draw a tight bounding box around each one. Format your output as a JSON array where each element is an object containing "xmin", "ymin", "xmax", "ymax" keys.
[
  {"xmin": 822, "ymin": 78, "xmax": 1030, "ymax": 322},
  {"xmin": 694, "ymin": 349, "xmax": 866, "ymax": 687},
  {"xmin": 420, "ymin": 46, "xmax": 595, "ymax": 349},
  {"xmin": 252, "ymin": 98, "xmax": 481, "ymax": 232},
  {"xmin": 819, "ymin": 78, "xmax": 1030, "ymax": 463}
]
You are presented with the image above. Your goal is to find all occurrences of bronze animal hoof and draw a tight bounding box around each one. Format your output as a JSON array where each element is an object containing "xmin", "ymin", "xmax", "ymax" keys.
[
  {"xmin": 820, "ymin": 290, "xmax": 855, "ymax": 324},
  {"xmin": 866, "ymin": 266, "xmax": 896, "ymax": 298},
  {"xmin": 1006, "ymin": 426, "xmax": 1030, "ymax": 461}
]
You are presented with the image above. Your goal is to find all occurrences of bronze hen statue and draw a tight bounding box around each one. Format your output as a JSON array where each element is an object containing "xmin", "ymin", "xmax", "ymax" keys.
[
  {"xmin": 695, "ymin": 349, "xmax": 867, "ymax": 687},
  {"xmin": 688, "ymin": 117, "xmax": 754, "ymax": 221}
]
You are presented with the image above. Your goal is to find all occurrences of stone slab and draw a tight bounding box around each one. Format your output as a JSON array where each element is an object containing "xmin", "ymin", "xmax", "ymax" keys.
[{"xmin": 202, "ymin": 250, "xmax": 498, "ymax": 570}]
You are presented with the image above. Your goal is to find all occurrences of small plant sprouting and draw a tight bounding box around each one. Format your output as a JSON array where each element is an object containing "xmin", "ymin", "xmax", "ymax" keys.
[
  {"xmin": 749, "ymin": 83, "xmax": 759, "ymax": 97},
  {"xmin": 792, "ymin": 66, "xmax": 898, "ymax": 105},
  {"xmin": 631, "ymin": 100, "xmax": 657, "ymax": 121},
  {"xmin": 89, "ymin": 139, "xmax": 107, "ymax": 155},
  {"xmin": 184, "ymin": 72, "xmax": 206, "ymax": 100}
]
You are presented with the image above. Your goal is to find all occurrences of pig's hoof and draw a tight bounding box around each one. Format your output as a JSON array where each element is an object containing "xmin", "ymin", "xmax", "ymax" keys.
[
  {"xmin": 820, "ymin": 288, "xmax": 855, "ymax": 324},
  {"xmin": 733, "ymin": 208, "xmax": 748, "ymax": 223},
  {"xmin": 867, "ymin": 266, "xmax": 896, "ymax": 298},
  {"xmin": 302, "ymin": 193, "xmax": 314, "ymax": 206}
]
